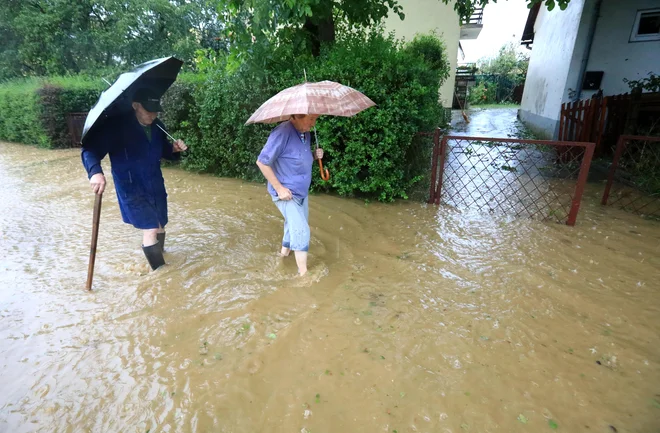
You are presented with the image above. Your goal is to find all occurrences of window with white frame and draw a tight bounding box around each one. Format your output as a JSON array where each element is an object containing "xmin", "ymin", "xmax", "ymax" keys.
[{"xmin": 630, "ymin": 8, "xmax": 660, "ymax": 42}]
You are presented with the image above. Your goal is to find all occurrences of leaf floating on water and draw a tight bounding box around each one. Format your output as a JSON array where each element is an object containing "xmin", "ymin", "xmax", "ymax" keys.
[
  {"xmin": 480, "ymin": 336, "xmax": 489, "ymax": 341},
  {"xmin": 268, "ymin": 333, "xmax": 277, "ymax": 339},
  {"xmin": 517, "ymin": 414, "xmax": 528, "ymax": 424},
  {"xmin": 464, "ymin": 392, "xmax": 471, "ymax": 396},
  {"xmin": 548, "ymin": 419, "xmax": 559, "ymax": 429},
  {"xmin": 651, "ymin": 398, "xmax": 660, "ymax": 409},
  {"xmin": 315, "ymin": 393, "xmax": 321, "ymax": 403},
  {"xmin": 460, "ymin": 423, "xmax": 469, "ymax": 430}
]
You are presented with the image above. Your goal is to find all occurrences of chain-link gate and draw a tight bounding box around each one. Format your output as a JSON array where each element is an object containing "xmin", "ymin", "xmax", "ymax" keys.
[
  {"xmin": 601, "ymin": 135, "xmax": 660, "ymax": 219},
  {"xmin": 429, "ymin": 135, "xmax": 595, "ymax": 226}
]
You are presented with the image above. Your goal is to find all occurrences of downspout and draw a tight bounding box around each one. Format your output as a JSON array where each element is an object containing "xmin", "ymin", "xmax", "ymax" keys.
[{"xmin": 575, "ymin": 0, "xmax": 603, "ymax": 101}]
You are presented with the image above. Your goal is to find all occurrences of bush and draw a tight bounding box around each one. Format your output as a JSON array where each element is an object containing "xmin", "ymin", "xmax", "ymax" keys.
[
  {"xmin": 36, "ymin": 76, "xmax": 104, "ymax": 148},
  {"xmin": 160, "ymin": 72, "xmax": 207, "ymax": 153},
  {"xmin": 186, "ymin": 30, "xmax": 449, "ymax": 201},
  {"xmin": 0, "ymin": 76, "xmax": 103, "ymax": 148},
  {"xmin": 0, "ymin": 30, "xmax": 451, "ymax": 202},
  {"xmin": 0, "ymin": 79, "xmax": 48, "ymax": 146},
  {"xmin": 468, "ymin": 81, "xmax": 497, "ymax": 105}
]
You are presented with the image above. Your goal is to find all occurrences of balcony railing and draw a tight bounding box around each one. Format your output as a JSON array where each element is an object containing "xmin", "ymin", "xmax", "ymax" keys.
[{"xmin": 462, "ymin": 7, "xmax": 484, "ymax": 25}]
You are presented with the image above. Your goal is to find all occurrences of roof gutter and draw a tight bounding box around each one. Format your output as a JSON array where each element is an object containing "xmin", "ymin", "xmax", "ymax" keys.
[{"xmin": 575, "ymin": 0, "xmax": 603, "ymax": 101}]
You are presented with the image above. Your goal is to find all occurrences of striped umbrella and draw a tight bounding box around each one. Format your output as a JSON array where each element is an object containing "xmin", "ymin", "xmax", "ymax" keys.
[{"xmin": 245, "ymin": 80, "xmax": 375, "ymax": 125}]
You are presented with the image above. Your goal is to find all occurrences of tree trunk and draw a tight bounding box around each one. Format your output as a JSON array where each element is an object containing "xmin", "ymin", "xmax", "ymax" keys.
[{"xmin": 303, "ymin": 0, "xmax": 335, "ymax": 57}]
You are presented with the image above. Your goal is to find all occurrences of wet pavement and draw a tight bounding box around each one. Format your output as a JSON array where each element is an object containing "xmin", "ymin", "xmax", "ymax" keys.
[{"xmin": 450, "ymin": 107, "xmax": 527, "ymax": 138}]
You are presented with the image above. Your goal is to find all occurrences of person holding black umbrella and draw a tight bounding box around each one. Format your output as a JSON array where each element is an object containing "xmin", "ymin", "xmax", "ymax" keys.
[{"xmin": 81, "ymin": 88, "xmax": 187, "ymax": 270}]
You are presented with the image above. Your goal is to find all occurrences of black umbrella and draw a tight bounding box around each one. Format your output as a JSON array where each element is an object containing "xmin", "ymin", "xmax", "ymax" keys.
[
  {"xmin": 83, "ymin": 56, "xmax": 182, "ymax": 290},
  {"xmin": 81, "ymin": 56, "xmax": 183, "ymax": 144}
]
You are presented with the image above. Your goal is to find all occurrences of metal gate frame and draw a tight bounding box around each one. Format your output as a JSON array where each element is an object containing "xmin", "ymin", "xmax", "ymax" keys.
[{"xmin": 429, "ymin": 135, "xmax": 595, "ymax": 226}]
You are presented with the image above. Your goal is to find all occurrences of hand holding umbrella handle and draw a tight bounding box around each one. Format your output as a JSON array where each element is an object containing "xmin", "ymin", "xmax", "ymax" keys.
[
  {"xmin": 313, "ymin": 128, "xmax": 330, "ymax": 181},
  {"xmin": 318, "ymin": 159, "xmax": 330, "ymax": 181}
]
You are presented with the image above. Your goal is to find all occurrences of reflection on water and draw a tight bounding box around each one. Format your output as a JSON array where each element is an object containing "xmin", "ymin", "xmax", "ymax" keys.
[{"xmin": 1, "ymin": 142, "xmax": 659, "ymax": 433}]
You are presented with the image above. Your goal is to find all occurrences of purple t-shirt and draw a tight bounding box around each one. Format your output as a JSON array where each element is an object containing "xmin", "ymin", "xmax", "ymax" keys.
[{"xmin": 258, "ymin": 121, "xmax": 314, "ymax": 199}]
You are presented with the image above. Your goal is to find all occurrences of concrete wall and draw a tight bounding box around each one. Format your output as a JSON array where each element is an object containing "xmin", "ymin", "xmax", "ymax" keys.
[
  {"xmin": 581, "ymin": 0, "xmax": 660, "ymax": 98},
  {"xmin": 519, "ymin": 0, "xmax": 587, "ymax": 139},
  {"xmin": 520, "ymin": 0, "xmax": 660, "ymax": 138},
  {"xmin": 383, "ymin": 0, "xmax": 461, "ymax": 108}
]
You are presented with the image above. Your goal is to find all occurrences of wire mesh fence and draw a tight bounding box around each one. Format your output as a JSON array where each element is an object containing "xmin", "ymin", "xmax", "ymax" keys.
[
  {"xmin": 429, "ymin": 135, "xmax": 595, "ymax": 226},
  {"xmin": 601, "ymin": 135, "xmax": 660, "ymax": 219}
]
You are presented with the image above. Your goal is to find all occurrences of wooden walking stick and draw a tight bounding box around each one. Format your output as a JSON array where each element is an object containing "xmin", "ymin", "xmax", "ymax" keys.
[{"xmin": 86, "ymin": 193, "xmax": 103, "ymax": 291}]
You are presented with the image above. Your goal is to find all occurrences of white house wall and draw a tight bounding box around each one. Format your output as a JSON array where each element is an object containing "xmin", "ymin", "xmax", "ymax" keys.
[
  {"xmin": 581, "ymin": 0, "xmax": 660, "ymax": 98},
  {"xmin": 519, "ymin": 0, "xmax": 587, "ymax": 139},
  {"xmin": 383, "ymin": 0, "xmax": 461, "ymax": 108}
]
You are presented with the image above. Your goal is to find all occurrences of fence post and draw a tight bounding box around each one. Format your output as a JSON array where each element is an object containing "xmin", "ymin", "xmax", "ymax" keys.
[
  {"xmin": 435, "ymin": 135, "xmax": 449, "ymax": 205},
  {"xmin": 594, "ymin": 96, "xmax": 608, "ymax": 155},
  {"xmin": 428, "ymin": 129, "xmax": 440, "ymax": 204},
  {"xmin": 624, "ymin": 88, "xmax": 642, "ymax": 135},
  {"xmin": 601, "ymin": 135, "xmax": 628, "ymax": 205},
  {"xmin": 558, "ymin": 103, "xmax": 565, "ymax": 141},
  {"xmin": 566, "ymin": 142, "xmax": 595, "ymax": 226}
]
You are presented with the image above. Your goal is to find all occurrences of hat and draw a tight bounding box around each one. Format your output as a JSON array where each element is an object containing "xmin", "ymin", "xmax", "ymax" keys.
[{"xmin": 132, "ymin": 88, "xmax": 163, "ymax": 113}]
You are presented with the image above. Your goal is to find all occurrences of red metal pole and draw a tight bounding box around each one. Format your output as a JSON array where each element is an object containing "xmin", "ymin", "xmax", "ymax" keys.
[{"xmin": 566, "ymin": 142, "xmax": 595, "ymax": 226}]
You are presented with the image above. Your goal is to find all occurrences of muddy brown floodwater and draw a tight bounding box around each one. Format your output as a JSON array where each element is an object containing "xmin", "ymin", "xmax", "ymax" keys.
[{"xmin": 1, "ymin": 141, "xmax": 659, "ymax": 433}]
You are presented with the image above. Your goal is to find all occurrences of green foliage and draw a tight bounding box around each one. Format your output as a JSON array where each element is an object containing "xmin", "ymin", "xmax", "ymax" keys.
[
  {"xmin": 183, "ymin": 30, "xmax": 448, "ymax": 201},
  {"xmin": 477, "ymin": 43, "xmax": 529, "ymax": 79},
  {"xmin": 310, "ymin": 31, "xmax": 446, "ymax": 200},
  {"xmin": 468, "ymin": 81, "xmax": 497, "ymax": 105},
  {"xmin": 183, "ymin": 45, "xmax": 304, "ymax": 179},
  {"xmin": 624, "ymin": 72, "xmax": 660, "ymax": 93},
  {"xmin": 36, "ymin": 77, "xmax": 105, "ymax": 148},
  {"xmin": 0, "ymin": 79, "xmax": 48, "ymax": 146},
  {"xmin": 0, "ymin": 76, "xmax": 104, "ymax": 148},
  {"xmin": 0, "ymin": 0, "xmax": 223, "ymax": 81},
  {"xmin": 469, "ymin": 43, "xmax": 529, "ymax": 105},
  {"xmin": 447, "ymin": 0, "xmax": 571, "ymax": 22},
  {"xmin": 221, "ymin": 0, "xmax": 405, "ymax": 57},
  {"xmin": 220, "ymin": 0, "xmax": 573, "ymax": 56},
  {"xmin": 160, "ymin": 73, "xmax": 207, "ymax": 151}
]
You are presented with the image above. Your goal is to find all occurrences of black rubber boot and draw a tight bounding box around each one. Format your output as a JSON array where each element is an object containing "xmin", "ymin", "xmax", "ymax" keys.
[
  {"xmin": 142, "ymin": 242, "xmax": 165, "ymax": 270},
  {"xmin": 157, "ymin": 232, "xmax": 166, "ymax": 252}
]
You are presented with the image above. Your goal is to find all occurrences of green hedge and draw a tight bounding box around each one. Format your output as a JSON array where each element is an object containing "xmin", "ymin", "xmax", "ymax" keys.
[
  {"xmin": 0, "ymin": 31, "xmax": 450, "ymax": 201},
  {"xmin": 0, "ymin": 79, "xmax": 48, "ymax": 146},
  {"xmin": 0, "ymin": 76, "xmax": 104, "ymax": 148},
  {"xmin": 178, "ymin": 30, "xmax": 450, "ymax": 201}
]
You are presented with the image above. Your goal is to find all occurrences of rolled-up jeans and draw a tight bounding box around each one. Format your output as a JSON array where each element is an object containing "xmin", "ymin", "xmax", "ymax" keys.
[{"xmin": 273, "ymin": 196, "xmax": 310, "ymax": 252}]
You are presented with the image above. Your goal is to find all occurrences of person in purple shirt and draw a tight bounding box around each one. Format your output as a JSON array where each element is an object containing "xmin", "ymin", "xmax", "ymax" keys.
[{"xmin": 257, "ymin": 114, "xmax": 324, "ymax": 276}]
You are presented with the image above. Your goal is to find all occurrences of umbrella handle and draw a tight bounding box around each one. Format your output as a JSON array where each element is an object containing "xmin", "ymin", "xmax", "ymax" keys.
[{"xmin": 318, "ymin": 159, "xmax": 330, "ymax": 181}]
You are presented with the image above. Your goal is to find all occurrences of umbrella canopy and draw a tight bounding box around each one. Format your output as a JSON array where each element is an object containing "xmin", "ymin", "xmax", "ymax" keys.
[
  {"xmin": 81, "ymin": 56, "xmax": 183, "ymax": 144},
  {"xmin": 245, "ymin": 80, "xmax": 376, "ymax": 125}
]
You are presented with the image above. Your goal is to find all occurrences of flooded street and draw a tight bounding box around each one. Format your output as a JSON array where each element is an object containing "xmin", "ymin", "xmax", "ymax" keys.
[
  {"xmin": 451, "ymin": 108, "xmax": 528, "ymax": 138},
  {"xmin": 1, "ymin": 141, "xmax": 659, "ymax": 433}
]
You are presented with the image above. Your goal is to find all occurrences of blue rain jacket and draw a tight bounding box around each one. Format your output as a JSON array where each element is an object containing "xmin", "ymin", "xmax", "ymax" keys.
[{"xmin": 81, "ymin": 112, "xmax": 180, "ymax": 229}]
